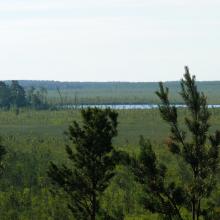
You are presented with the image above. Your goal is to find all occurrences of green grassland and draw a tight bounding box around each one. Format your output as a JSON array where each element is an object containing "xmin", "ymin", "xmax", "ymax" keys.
[
  {"xmin": 1, "ymin": 108, "xmax": 220, "ymax": 146},
  {"xmin": 0, "ymin": 108, "xmax": 220, "ymax": 219}
]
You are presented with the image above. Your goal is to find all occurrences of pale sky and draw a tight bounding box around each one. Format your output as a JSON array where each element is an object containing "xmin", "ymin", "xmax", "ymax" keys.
[{"xmin": 0, "ymin": 0, "xmax": 220, "ymax": 81}]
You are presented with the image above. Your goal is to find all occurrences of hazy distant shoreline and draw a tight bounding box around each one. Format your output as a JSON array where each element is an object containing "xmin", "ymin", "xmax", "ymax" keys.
[{"xmin": 3, "ymin": 80, "xmax": 220, "ymax": 105}]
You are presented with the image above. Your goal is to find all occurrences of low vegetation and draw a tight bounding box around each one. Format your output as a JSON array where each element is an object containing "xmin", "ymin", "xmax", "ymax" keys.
[
  {"xmin": 6, "ymin": 80, "xmax": 220, "ymax": 105},
  {"xmin": 0, "ymin": 68, "xmax": 219, "ymax": 219}
]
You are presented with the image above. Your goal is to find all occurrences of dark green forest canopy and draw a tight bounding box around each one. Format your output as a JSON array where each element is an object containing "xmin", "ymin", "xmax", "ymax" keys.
[{"xmin": 0, "ymin": 81, "xmax": 48, "ymax": 109}]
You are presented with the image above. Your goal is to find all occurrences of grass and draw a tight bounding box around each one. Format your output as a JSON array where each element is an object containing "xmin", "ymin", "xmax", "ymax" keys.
[
  {"xmin": 0, "ymin": 108, "xmax": 220, "ymax": 219},
  {"xmin": 1, "ymin": 108, "xmax": 220, "ymax": 145},
  {"xmin": 0, "ymin": 109, "xmax": 168, "ymax": 146},
  {"xmin": 17, "ymin": 80, "xmax": 220, "ymax": 105}
]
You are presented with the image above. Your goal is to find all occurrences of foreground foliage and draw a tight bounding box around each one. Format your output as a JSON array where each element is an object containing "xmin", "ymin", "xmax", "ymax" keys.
[
  {"xmin": 131, "ymin": 67, "xmax": 220, "ymax": 220},
  {"xmin": 48, "ymin": 108, "xmax": 119, "ymax": 220},
  {"xmin": 0, "ymin": 73, "xmax": 219, "ymax": 219},
  {"xmin": 0, "ymin": 108, "xmax": 220, "ymax": 219}
]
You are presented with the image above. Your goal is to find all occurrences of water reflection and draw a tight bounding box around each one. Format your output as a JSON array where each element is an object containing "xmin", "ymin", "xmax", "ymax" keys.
[{"xmin": 61, "ymin": 104, "xmax": 220, "ymax": 110}]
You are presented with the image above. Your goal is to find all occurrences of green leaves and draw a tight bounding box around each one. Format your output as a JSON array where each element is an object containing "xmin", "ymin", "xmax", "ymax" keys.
[
  {"xmin": 155, "ymin": 66, "xmax": 220, "ymax": 219},
  {"xmin": 48, "ymin": 107, "xmax": 119, "ymax": 220},
  {"xmin": 131, "ymin": 136, "xmax": 185, "ymax": 220}
]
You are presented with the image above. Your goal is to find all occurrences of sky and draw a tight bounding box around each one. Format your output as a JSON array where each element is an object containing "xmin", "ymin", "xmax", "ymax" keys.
[{"xmin": 0, "ymin": 0, "xmax": 220, "ymax": 82}]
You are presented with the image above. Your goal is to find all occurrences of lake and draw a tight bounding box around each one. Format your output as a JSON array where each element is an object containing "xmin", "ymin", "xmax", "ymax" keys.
[{"xmin": 61, "ymin": 104, "xmax": 220, "ymax": 109}]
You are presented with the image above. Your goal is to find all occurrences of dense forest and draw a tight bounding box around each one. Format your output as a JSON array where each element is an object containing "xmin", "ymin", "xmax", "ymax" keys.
[
  {"xmin": 0, "ymin": 69, "xmax": 220, "ymax": 219},
  {"xmin": 0, "ymin": 81, "xmax": 48, "ymax": 110}
]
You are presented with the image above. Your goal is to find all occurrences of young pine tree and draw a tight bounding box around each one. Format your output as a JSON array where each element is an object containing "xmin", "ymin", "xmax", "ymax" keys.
[
  {"xmin": 48, "ymin": 108, "xmax": 118, "ymax": 220},
  {"xmin": 10, "ymin": 81, "xmax": 26, "ymax": 108},
  {"xmin": 132, "ymin": 67, "xmax": 220, "ymax": 220},
  {"xmin": 131, "ymin": 136, "xmax": 186, "ymax": 220}
]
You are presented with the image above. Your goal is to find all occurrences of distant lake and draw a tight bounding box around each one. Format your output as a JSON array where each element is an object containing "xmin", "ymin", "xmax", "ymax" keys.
[{"xmin": 61, "ymin": 104, "xmax": 220, "ymax": 110}]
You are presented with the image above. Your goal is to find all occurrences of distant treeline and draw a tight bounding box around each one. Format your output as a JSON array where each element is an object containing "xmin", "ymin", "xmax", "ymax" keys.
[
  {"xmin": 1, "ymin": 80, "xmax": 220, "ymax": 105},
  {"xmin": 0, "ymin": 81, "xmax": 48, "ymax": 109},
  {"xmin": 6, "ymin": 80, "xmax": 220, "ymax": 90}
]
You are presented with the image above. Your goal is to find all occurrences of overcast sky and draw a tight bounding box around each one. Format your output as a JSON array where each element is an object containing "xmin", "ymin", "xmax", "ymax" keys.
[{"xmin": 0, "ymin": 0, "xmax": 220, "ymax": 81}]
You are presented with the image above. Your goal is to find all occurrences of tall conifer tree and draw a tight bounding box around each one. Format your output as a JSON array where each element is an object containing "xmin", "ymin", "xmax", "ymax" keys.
[
  {"xmin": 48, "ymin": 108, "xmax": 118, "ymax": 220},
  {"xmin": 132, "ymin": 67, "xmax": 220, "ymax": 220}
]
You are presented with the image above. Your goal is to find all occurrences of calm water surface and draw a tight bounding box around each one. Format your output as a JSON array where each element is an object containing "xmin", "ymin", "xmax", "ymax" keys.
[{"xmin": 62, "ymin": 104, "xmax": 220, "ymax": 109}]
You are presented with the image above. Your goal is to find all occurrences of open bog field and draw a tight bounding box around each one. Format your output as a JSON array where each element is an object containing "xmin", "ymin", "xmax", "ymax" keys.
[
  {"xmin": 16, "ymin": 81, "xmax": 220, "ymax": 105},
  {"xmin": 0, "ymin": 108, "xmax": 220, "ymax": 219},
  {"xmin": 1, "ymin": 108, "xmax": 220, "ymax": 145}
]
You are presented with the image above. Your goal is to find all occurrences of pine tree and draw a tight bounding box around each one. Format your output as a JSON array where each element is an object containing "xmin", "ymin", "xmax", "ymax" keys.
[
  {"xmin": 131, "ymin": 136, "xmax": 186, "ymax": 220},
  {"xmin": 132, "ymin": 67, "xmax": 220, "ymax": 220},
  {"xmin": 0, "ymin": 81, "xmax": 10, "ymax": 109},
  {"xmin": 48, "ymin": 108, "xmax": 118, "ymax": 220},
  {"xmin": 10, "ymin": 81, "xmax": 26, "ymax": 107}
]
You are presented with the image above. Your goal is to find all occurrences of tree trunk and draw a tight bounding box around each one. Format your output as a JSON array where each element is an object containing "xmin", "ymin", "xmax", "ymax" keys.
[
  {"xmin": 196, "ymin": 200, "xmax": 200, "ymax": 220},
  {"xmin": 91, "ymin": 192, "xmax": 96, "ymax": 220},
  {"xmin": 192, "ymin": 198, "xmax": 196, "ymax": 220}
]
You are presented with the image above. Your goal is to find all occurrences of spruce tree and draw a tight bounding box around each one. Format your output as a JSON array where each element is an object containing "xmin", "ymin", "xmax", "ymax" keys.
[
  {"xmin": 132, "ymin": 67, "xmax": 220, "ymax": 220},
  {"xmin": 48, "ymin": 108, "xmax": 118, "ymax": 220}
]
